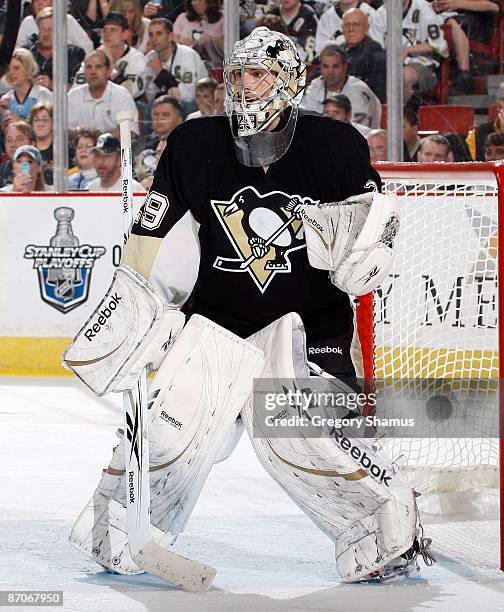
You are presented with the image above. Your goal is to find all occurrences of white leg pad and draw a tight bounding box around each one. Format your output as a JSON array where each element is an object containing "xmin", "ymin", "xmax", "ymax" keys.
[
  {"xmin": 213, "ymin": 418, "xmax": 245, "ymax": 464},
  {"xmin": 69, "ymin": 491, "xmax": 169, "ymax": 575},
  {"xmin": 70, "ymin": 314, "xmax": 264, "ymax": 573},
  {"xmin": 243, "ymin": 312, "xmax": 417, "ymax": 581}
]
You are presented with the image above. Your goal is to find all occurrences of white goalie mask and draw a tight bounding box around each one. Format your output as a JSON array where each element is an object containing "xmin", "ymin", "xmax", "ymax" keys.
[{"xmin": 224, "ymin": 26, "xmax": 306, "ymax": 167}]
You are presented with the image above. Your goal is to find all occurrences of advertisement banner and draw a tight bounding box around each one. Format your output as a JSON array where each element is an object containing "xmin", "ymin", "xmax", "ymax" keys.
[{"xmin": 0, "ymin": 192, "xmax": 145, "ymax": 375}]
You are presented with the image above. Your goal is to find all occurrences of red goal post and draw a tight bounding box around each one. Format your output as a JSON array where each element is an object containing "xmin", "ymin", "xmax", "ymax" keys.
[{"xmin": 357, "ymin": 162, "xmax": 504, "ymax": 571}]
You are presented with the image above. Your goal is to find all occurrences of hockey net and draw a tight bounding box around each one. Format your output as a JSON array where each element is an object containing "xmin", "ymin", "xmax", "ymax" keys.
[{"xmin": 357, "ymin": 163, "xmax": 502, "ymax": 554}]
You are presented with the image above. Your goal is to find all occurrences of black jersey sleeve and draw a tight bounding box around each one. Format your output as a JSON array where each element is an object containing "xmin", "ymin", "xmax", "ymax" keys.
[
  {"xmin": 131, "ymin": 126, "xmax": 192, "ymax": 239},
  {"xmin": 121, "ymin": 125, "xmax": 200, "ymax": 304}
]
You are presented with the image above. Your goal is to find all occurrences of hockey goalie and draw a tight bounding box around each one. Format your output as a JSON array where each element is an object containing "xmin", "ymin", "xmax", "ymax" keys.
[{"xmin": 63, "ymin": 27, "xmax": 434, "ymax": 591}]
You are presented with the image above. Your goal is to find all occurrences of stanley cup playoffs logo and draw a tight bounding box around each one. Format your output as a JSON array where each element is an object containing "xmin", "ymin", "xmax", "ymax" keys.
[{"xmin": 23, "ymin": 207, "xmax": 106, "ymax": 313}]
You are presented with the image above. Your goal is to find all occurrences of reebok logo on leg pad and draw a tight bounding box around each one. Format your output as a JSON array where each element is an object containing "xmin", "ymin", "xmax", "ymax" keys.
[{"xmin": 330, "ymin": 427, "xmax": 392, "ymax": 487}]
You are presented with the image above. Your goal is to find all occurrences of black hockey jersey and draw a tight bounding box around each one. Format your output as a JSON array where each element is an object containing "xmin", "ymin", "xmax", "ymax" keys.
[
  {"xmin": 269, "ymin": 4, "xmax": 318, "ymax": 63},
  {"xmin": 124, "ymin": 112, "xmax": 381, "ymax": 341}
]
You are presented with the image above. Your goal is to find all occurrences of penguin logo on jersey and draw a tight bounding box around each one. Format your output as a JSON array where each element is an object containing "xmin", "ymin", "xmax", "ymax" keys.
[{"xmin": 212, "ymin": 186, "xmax": 318, "ymax": 293}]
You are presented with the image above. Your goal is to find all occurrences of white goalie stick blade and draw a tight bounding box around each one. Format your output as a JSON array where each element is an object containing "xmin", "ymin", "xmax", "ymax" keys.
[
  {"xmin": 135, "ymin": 541, "xmax": 217, "ymax": 593},
  {"xmin": 124, "ymin": 369, "xmax": 216, "ymax": 592}
]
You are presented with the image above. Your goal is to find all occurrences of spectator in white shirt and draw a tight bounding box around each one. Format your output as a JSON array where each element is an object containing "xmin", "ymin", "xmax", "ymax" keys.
[
  {"xmin": 16, "ymin": 0, "xmax": 93, "ymax": 54},
  {"xmin": 87, "ymin": 133, "xmax": 145, "ymax": 192},
  {"xmin": 301, "ymin": 44, "xmax": 381, "ymax": 128},
  {"xmin": 144, "ymin": 17, "xmax": 208, "ymax": 110},
  {"xmin": 0, "ymin": 48, "xmax": 52, "ymax": 124},
  {"xmin": 315, "ymin": 0, "xmax": 376, "ymax": 54},
  {"xmin": 372, "ymin": 0, "xmax": 448, "ymax": 104},
  {"xmin": 68, "ymin": 49, "xmax": 139, "ymax": 136},
  {"xmin": 74, "ymin": 11, "xmax": 147, "ymax": 99}
]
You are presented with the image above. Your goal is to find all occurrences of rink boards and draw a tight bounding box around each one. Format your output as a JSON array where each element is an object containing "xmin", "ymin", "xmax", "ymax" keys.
[{"xmin": 0, "ymin": 193, "xmax": 144, "ymax": 375}]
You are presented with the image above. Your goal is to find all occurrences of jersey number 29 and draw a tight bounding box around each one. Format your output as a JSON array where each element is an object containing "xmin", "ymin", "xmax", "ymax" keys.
[{"xmin": 139, "ymin": 191, "xmax": 169, "ymax": 231}]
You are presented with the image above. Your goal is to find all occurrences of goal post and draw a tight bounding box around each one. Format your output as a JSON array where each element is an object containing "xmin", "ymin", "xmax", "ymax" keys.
[{"xmin": 357, "ymin": 162, "xmax": 504, "ymax": 571}]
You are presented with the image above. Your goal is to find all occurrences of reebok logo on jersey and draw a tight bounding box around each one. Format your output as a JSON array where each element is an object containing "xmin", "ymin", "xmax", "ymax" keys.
[
  {"xmin": 160, "ymin": 410, "xmax": 183, "ymax": 430},
  {"xmin": 308, "ymin": 346, "xmax": 343, "ymax": 355},
  {"xmin": 330, "ymin": 427, "xmax": 392, "ymax": 487},
  {"xmin": 84, "ymin": 293, "xmax": 122, "ymax": 341}
]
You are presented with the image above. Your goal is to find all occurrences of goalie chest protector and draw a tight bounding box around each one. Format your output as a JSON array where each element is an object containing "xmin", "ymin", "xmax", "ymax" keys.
[{"xmin": 131, "ymin": 112, "xmax": 381, "ymax": 341}]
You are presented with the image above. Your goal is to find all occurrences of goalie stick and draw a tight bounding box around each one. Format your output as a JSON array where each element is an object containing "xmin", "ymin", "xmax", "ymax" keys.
[{"xmin": 116, "ymin": 111, "xmax": 216, "ymax": 592}]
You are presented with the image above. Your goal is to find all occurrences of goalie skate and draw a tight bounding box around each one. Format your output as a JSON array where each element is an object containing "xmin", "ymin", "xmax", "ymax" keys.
[
  {"xmin": 354, "ymin": 534, "xmax": 435, "ymax": 582},
  {"xmin": 346, "ymin": 509, "xmax": 436, "ymax": 583}
]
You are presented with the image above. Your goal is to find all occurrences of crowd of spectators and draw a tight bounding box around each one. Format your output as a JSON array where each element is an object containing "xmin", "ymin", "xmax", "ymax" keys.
[{"xmin": 0, "ymin": 0, "xmax": 503, "ymax": 193}]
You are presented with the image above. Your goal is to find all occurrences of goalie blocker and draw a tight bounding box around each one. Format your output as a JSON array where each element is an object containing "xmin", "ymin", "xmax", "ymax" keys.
[
  {"xmin": 62, "ymin": 265, "xmax": 185, "ymax": 395},
  {"xmin": 300, "ymin": 192, "xmax": 400, "ymax": 295}
]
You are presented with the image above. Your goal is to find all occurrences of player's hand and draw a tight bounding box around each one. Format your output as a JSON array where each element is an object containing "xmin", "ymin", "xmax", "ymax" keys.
[
  {"xmin": 0, "ymin": 96, "xmax": 8, "ymax": 110},
  {"xmin": 143, "ymin": 2, "xmax": 161, "ymax": 17},
  {"xmin": 147, "ymin": 53, "xmax": 163, "ymax": 75},
  {"xmin": 402, "ymin": 47, "xmax": 410, "ymax": 60},
  {"xmin": 249, "ymin": 236, "xmax": 269, "ymax": 259}
]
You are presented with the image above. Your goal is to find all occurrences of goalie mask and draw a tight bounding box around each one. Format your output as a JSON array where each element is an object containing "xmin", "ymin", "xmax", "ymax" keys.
[{"xmin": 224, "ymin": 26, "xmax": 306, "ymax": 167}]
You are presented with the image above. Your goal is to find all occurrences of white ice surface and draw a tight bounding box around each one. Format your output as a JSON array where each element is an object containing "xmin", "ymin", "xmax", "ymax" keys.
[{"xmin": 1, "ymin": 377, "xmax": 503, "ymax": 612}]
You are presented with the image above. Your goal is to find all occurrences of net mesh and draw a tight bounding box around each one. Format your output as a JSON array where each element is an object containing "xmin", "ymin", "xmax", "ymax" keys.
[{"xmin": 367, "ymin": 169, "xmax": 500, "ymax": 500}]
